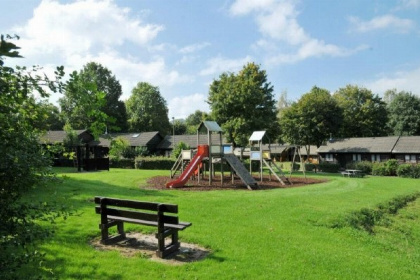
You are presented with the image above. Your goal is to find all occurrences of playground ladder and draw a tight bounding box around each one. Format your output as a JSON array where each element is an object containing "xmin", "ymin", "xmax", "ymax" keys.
[
  {"xmin": 263, "ymin": 159, "xmax": 291, "ymax": 185},
  {"xmin": 170, "ymin": 153, "xmax": 184, "ymax": 178}
]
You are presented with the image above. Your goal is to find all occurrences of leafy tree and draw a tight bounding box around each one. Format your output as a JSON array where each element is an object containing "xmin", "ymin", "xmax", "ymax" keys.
[
  {"xmin": 387, "ymin": 90, "xmax": 420, "ymax": 135},
  {"xmin": 277, "ymin": 90, "xmax": 290, "ymax": 118},
  {"xmin": 109, "ymin": 136, "xmax": 130, "ymax": 160},
  {"xmin": 173, "ymin": 119, "xmax": 187, "ymax": 135},
  {"xmin": 279, "ymin": 86, "xmax": 342, "ymax": 154},
  {"xmin": 0, "ymin": 35, "xmax": 67, "ymax": 279},
  {"xmin": 185, "ymin": 110, "xmax": 211, "ymax": 134},
  {"xmin": 59, "ymin": 70, "xmax": 109, "ymax": 138},
  {"xmin": 333, "ymin": 85, "xmax": 388, "ymax": 137},
  {"xmin": 59, "ymin": 62, "xmax": 127, "ymax": 134},
  {"xmin": 208, "ymin": 62, "xmax": 280, "ymax": 146},
  {"xmin": 172, "ymin": 141, "xmax": 190, "ymax": 159},
  {"xmin": 33, "ymin": 100, "xmax": 64, "ymax": 130},
  {"xmin": 126, "ymin": 82, "xmax": 171, "ymax": 134}
]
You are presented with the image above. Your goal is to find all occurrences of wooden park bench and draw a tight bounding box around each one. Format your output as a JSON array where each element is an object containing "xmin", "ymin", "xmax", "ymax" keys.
[{"xmin": 94, "ymin": 196, "xmax": 192, "ymax": 258}]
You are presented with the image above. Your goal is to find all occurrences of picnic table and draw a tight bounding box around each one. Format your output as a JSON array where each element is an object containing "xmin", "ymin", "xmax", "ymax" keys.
[{"xmin": 341, "ymin": 169, "xmax": 364, "ymax": 177}]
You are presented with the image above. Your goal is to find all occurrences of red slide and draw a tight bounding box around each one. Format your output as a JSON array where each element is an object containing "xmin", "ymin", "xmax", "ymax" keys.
[{"xmin": 166, "ymin": 145, "xmax": 209, "ymax": 188}]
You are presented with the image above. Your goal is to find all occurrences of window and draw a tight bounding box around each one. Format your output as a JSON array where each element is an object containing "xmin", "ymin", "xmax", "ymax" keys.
[
  {"xmin": 371, "ymin": 154, "xmax": 381, "ymax": 162},
  {"xmin": 325, "ymin": 154, "xmax": 333, "ymax": 162},
  {"xmin": 352, "ymin": 154, "xmax": 361, "ymax": 162},
  {"xmin": 405, "ymin": 154, "xmax": 417, "ymax": 163}
]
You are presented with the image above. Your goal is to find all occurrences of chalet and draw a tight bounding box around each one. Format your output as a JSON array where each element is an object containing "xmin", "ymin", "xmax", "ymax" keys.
[
  {"xmin": 317, "ymin": 136, "xmax": 420, "ymax": 166},
  {"xmin": 96, "ymin": 131, "xmax": 164, "ymax": 154}
]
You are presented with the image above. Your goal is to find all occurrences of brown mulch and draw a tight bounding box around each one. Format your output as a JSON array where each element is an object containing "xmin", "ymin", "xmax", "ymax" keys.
[{"xmin": 144, "ymin": 174, "xmax": 327, "ymax": 191}]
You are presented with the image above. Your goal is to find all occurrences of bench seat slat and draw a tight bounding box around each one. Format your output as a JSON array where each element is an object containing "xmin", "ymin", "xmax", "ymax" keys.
[
  {"xmin": 106, "ymin": 215, "xmax": 191, "ymax": 230},
  {"xmin": 95, "ymin": 206, "xmax": 179, "ymax": 224}
]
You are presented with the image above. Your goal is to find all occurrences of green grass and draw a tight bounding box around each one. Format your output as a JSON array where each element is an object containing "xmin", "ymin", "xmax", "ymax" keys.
[{"xmin": 24, "ymin": 168, "xmax": 420, "ymax": 279}]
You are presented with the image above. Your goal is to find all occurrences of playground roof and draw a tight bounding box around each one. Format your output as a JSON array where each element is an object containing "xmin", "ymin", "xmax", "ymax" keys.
[
  {"xmin": 197, "ymin": 121, "xmax": 223, "ymax": 133},
  {"xmin": 249, "ymin": 131, "xmax": 266, "ymax": 141}
]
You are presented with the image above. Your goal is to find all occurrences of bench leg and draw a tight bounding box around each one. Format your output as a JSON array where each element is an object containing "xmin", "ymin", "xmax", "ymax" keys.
[
  {"xmin": 100, "ymin": 220, "xmax": 126, "ymax": 245},
  {"xmin": 156, "ymin": 228, "xmax": 181, "ymax": 258}
]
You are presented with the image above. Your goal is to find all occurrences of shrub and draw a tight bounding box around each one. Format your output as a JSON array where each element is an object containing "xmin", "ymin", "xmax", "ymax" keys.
[
  {"xmin": 109, "ymin": 158, "xmax": 135, "ymax": 168},
  {"xmin": 372, "ymin": 162, "xmax": 387, "ymax": 176},
  {"xmin": 397, "ymin": 164, "xmax": 414, "ymax": 178},
  {"xmin": 135, "ymin": 156, "xmax": 175, "ymax": 170},
  {"xmin": 318, "ymin": 162, "xmax": 340, "ymax": 173},
  {"xmin": 354, "ymin": 161, "xmax": 373, "ymax": 175},
  {"xmin": 304, "ymin": 163, "xmax": 317, "ymax": 172},
  {"xmin": 384, "ymin": 159, "xmax": 399, "ymax": 176},
  {"xmin": 172, "ymin": 141, "xmax": 190, "ymax": 159}
]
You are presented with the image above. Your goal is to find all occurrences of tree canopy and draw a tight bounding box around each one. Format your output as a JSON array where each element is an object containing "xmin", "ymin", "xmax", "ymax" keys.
[
  {"xmin": 333, "ymin": 85, "xmax": 388, "ymax": 137},
  {"xmin": 207, "ymin": 62, "xmax": 280, "ymax": 146},
  {"xmin": 279, "ymin": 86, "xmax": 342, "ymax": 149},
  {"xmin": 126, "ymin": 82, "xmax": 171, "ymax": 134},
  {"xmin": 59, "ymin": 62, "xmax": 127, "ymax": 135},
  {"xmin": 387, "ymin": 90, "xmax": 420, "ymax": 136}
]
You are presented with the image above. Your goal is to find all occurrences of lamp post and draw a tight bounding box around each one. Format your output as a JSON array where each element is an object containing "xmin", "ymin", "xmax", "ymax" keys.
[{"xmin": 172, "ymin": 117, "xmax": 175, "ymax": 152}]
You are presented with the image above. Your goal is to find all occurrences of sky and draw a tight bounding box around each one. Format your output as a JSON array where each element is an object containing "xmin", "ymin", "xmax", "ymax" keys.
[{"xmin": 2, "ymin": 0, "xmax": 420, "ymax": 119}]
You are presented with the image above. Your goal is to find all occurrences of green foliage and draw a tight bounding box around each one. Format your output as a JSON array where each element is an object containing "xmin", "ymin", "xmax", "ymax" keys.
[
  {"xmin": 333, "ymin": 85, "xmax": 388, "ymax": 137},
  {"xmin": 346, "ymin": 161, "xmax": 373, "ymax": 175},
  {"xmin": 318, "ymin": 161, "xmax": 340, "ymax": 173},
  {"xmin": 304, "ymin": 163, "xmax": 316, "ymax": 172},
  {"xmin": 126, "ymin": 82, "xmax": 171, "ymax": 135},
  {"xmin": 279, "ymin": 86, "xmax": 342, "ymax": 148},
  {"xmin": 387, "ymin": 90, "xmax": 420, "ymax": 136},
  {"xmin": 109, "ymin": 158, "xmax": 135, "ymax": 168},
  {"xmin": 384, "ymin": 159, "xmax": 399, "ymax": 176},
  {"xmin": 135, "ymin": 156, "xmax": 175, "ymax": 169},
  {"xmin": 185, "ymin": 110, "xmax": 211, "ymax": 134},
  {"xmin": 0, "ymin": 35, "xmax": 67, "ymax": 278},
  {"xmin": 334, "ymin": 193, "xmax": 420, "ymax": 234},
  {"xmin": 208, "ymin": 62, "xmax": 280, "ymax": 147},
  {"xmin": 172, "ymin": 141, "xmax": 190, "ymax": 159},
  {"xmin": 372, "ymin": 162, "xmax": 387, "ymax": 176},
  {"xmin": 396, "ymin": 164, "xmax": 420, "ymax": 178},
  {"xmin": 60, "ymin": 69, "xmax": 110, "ymax": 138},
  {"xmin": 173, "ymin": 119, "xmax": 187, "ymax": 134},
  {"xmin": 109, "ymin": 136, "xmax": 130, "ymax": 160}
]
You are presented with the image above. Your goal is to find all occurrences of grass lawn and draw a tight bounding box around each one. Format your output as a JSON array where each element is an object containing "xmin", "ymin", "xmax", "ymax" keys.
[{"xmin": 23, "ymin": 168, "xmax": 420, "ymax": 279}]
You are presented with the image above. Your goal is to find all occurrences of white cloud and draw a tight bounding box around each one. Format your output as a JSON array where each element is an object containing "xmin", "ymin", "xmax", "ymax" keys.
[
  {"xmin": 397, "ymin": 0, "xmax": 420, "ymax": 10},
  {"xmin": 364, "ymin": 66, "xmax": 420, "ymax": 95},
  {"xmin": 14, "ymin": 0, "xmax": 163, "ymax": 57},
  {"xmin": 179, "ymin": 42, "xmax": 211, "ymax": 54},
  {"xmin": 199, "ymin": 55, "xmax": 253, "ymax": 76},
  {"xmin": 168, "ymin": 93, "xmax": 210, "ymax": 119},
  {"xmin": 230, "ymin": 0, "xmax": 363, "ymax": 65},
  {"xmin": 349, "ymin": 15, "xmax": 416, "ymax": 33}
]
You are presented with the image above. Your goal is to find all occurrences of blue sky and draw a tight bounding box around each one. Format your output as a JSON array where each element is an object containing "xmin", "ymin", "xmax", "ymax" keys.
[{"xmin": 2, "ymin": 0, "xmax": 420, "ymax": 119}]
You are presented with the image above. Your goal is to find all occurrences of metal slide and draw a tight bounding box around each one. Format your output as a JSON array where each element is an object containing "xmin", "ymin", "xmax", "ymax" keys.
[{"xmin": 224, "ymin": 154, "xmax": 258, "ymax": 190}]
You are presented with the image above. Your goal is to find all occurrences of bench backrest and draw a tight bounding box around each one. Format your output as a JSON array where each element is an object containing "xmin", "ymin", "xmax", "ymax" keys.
[{"xmin": 94, "ymin": 196, "xmax": 179, "ymax": 225}]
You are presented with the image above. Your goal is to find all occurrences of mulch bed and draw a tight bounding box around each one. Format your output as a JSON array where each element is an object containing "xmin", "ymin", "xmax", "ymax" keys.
[{"xmin": 144, "ymin": 174, "xmax": 327, "ymax": 191}]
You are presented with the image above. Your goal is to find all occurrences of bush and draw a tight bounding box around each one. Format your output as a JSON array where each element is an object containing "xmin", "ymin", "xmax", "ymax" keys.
[
  {"xmin": 304, "ymin": 163, "xmax": 316, "ymax": 172},
  {"xmin": 397, "ymin": 164, "xmax": 412, "ymax": 177},
  {"xmin": 135, "ymin": 156, "xmax": 175, "ymax": 170},
  {"xmin": 109, "ymin": 158, "xmax": 135, "ymax": 168},
  {"xmin": 318, "ymin": 162, "xmax": 340, "ymax": 173},
  {"xmin": 292, "ymin": 162, "xmax": 300, "ymax": 171},
  {"xmin": 384, "ymin": 159, "xmax": 399, "ymax": 176},
  {"xmin": 372, "ymin": 162, "xmax": 387, "ymax": 176},
  {"xmin": 172, "ymin": 141, "xmax": 190, "ymax": 159}
]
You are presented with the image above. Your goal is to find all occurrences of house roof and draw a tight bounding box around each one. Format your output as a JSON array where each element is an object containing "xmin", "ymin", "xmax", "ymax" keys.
[
  {"xmin": 392, "ymin": 136, "xmax": 420, "ymax": 153},
  {"xmin": 39, "ymin": 130, "xmax": 89, "ymax": 144},
  {"xmin": 96, "ymin": 132, "xmax": 162, "ymax": 148},
  {"xmin": 157, "ymin": 134, "xmax": 226, "ymax": 150},
  {"xmin": 317, "ymin": 136, "xmax": 400, "ymax": 153}
]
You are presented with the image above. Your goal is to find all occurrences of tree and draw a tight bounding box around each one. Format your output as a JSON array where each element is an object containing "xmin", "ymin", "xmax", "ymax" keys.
[
  {"xmin": 207, "ymin": 62, "xmax": 280, "ymax": 146},
  {"xmin": 333, "ymin": 85, "xmax": 388, "ymax": 137},
  {"xmin": 173, "ymin": 119, "xmax": 187, "ymax": 135},
  {"xmin": 33, "ymin": 101, "xmax": 64, "ymax": 130},
  {"xmin": 126, "ymin": 82, "xmax": 171, "ymax": 134},
  {"xmin": 185, "ymin": 110, "xmax": 211, "ymax": 134},
  {"xmin": 0, "ymin": 35, "xmax": 67, "ymax": 278},
  {"xmin": 277, "ymin": 90, "xmax": 290, "ymax": 119},
  {"xmin": 387, "ymin": 91, "xmax": 420, "ymax": 136},
  {"xmin": 59, "ymin": 62, "xmax": 127, "ymax": 134},
  {"xmin": 59, "ymin": 70, "xmax": 109, "ymax": 138},
  {"xmin": 279, "ymin": 86, "xmax": 342, "ymax": 153}
]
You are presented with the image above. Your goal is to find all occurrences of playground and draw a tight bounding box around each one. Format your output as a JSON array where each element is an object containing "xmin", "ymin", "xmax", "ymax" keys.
[{"xmin": 147, "ymin": 175, "xmax": 325, "ymax": 191}]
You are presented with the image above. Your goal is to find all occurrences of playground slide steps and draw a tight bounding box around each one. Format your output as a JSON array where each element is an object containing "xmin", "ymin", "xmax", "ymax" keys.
[{"xmin": 224, "ymin": 154, "xmax": 258, "ymax": 190}]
